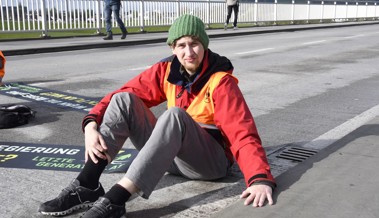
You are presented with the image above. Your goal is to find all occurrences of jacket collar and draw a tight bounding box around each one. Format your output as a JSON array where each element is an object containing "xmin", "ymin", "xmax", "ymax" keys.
[{"xmin": 167, "ymin": 49, "xmax": 234, "ymax": 94}]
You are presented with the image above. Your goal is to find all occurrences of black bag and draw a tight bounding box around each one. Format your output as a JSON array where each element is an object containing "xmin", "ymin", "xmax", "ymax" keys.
[{"xmin": 0, "ymin": 105, "xmax": 35, "ymax": 129}]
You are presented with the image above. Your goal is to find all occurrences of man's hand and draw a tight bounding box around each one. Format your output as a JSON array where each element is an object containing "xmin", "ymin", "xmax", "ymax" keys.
[
  {"xmin": 240, "ymin": 184, "xmax": 274, "ymax": 207},
  {"xmin": 84, "ymin": 121, "xmax": 110, "ymax": 163}
]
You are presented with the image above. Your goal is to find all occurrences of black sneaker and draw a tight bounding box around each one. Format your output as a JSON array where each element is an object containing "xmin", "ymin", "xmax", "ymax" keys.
[
  {"xmin": 38, "ymin": 179, "xmax": 105, "ymax": 216},
  {"xmin": 103, "ymin": 33, "xmax": 113, "ymax": 40},
  {"xmin": 121, "ymin": 31, "xmax": 128, "ymax": 39},
  {"xmin": 81, "ymin": 197, "xmax": 126, "ymax": 218}
]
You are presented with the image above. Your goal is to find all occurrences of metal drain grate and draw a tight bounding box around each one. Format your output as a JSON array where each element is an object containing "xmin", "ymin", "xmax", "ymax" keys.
[{"xmin": 276, "ymin": 147, "xmax": 318, "ymax": 162}]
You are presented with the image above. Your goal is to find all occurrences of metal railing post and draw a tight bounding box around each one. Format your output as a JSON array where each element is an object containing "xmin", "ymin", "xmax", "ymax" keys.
[
  {"xmin": 291, "ymin": 0, "xmax": 295, "ymax": 24},
  {"xmin": 307, "ymin": 1, "xmax": 310, "ymax": 23},
  {"xmin": 96, "ymin": 0, "xmax": 102, "ymax": 34},
  {"xmin": 274, "ymin": 0, "xmax": 277, "ymax": 25},
  {"xmin": 356, "ymin": 2, "xmax": 358, "ymax": 21},
  {"xmin": 206, "ymin": 0, "xmax": 210, "ymax": 28},
  {"xmin": 40, "ymin": 0, "xmax": 49, "ymax": 38},
  {"xmin": 320, "ymin": 1, "xmax": 324, "ymax": 23},
  {"xmin": 177, "ymin": 0, "xmax": 180, "ymax": 18},
  {"xmin": 140, "ymin": 0, "xmax": 145, "ymax": 32},
  {"xmin": 254, "ymin": 0, "xmax": 258, "ymax": 24}
]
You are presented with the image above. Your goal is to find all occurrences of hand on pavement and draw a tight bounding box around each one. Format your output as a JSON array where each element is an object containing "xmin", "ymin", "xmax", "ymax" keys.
[{"xmin": 240, "ymin": 184, "xmax": 274, "ymax": 207}]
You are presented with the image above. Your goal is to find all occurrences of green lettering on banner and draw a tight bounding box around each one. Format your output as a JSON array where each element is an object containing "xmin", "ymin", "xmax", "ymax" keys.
[
  {"xmin": 36, "ymin": 162, "xmax": 46, "ymax": 167},
  {"xmin": 1, "ymin": 83, "xmax": 41, "ymax": 93},
  {"xmin": 114, "ymin": 154, "xmax": 132, "ymax": 161},
  {"xmin": 0, "ymin": 86, "xmax": 10, "ymax": 91},
  {"xmin": 107, "ymin": 164, "xmax": 125, "ymax": 170},
  {"xmin": 32, "ymin": 156, "xmax": 40, "ymax": 161},
  {"xmin": 35, "ymin": 161, "xmax": 83, "ymax": 169},
  {"xmin": 17, "ymin": 84, "xmax": 42, "ymax": 93},
  {"xmin": 32, "ymin": 155, "xmax": 81, "ymax": 170},
  {"xmin": 65, "ymin": 164, "xmax": 83, "ymax": 169},
  {"xmin": 32, "ymin": 156, "xmax": 75, "ymax": 163}
]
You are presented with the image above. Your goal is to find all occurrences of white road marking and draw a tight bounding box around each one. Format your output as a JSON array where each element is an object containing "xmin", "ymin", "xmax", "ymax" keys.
[
  {"xmin": 303, "ymin": 104, "xmax": 379, "ymax": 150},
  {"xmin": 343, "ymin": 34, "xmax": 365, "ymax": 39},
  {"xmin": 235, "ymin": 48, "xmax": 274, "ymax": 55},
  {"xmin": 128, "ymin": 66, "xmax": 151, "ymax": 71},
  {"xmin": 302, "ymin": 40, "xmax": 326, "ymax": 45}
]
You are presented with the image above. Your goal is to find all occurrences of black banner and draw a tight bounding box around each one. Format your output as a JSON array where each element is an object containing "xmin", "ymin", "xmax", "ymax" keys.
[
  {"xmin": 0, "ymin": 82, "xmax": 100, "ymax": 113},
  {"xmin": 0, "ymin": 142, "xmax": 138, "ymax": 173}
]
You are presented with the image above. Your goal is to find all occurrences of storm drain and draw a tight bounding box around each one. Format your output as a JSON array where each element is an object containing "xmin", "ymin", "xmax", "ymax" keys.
[{"xmin": 276, "ymin": 147, "xmax": 318, "ymax": 162}]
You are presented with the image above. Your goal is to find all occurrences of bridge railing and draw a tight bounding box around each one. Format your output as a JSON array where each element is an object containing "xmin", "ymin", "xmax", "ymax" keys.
[{"xmin": 1, "ymin": 0, "xmax": 378, "ymax": 36}]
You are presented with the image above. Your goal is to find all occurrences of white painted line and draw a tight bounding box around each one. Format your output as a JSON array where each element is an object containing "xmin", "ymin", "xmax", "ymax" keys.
[
  {"xmin": 343, "ymin": 34, "xmax": 365, "ymax": 39},
  {"xmin": 235, "ymin": 48, "xmax": 274, "ymax": 55},
  {"xmin": 303, "ymin": 104, "xmax": 379, "ymax": 150},
  {"xmin": 129, "ymin": 66, "xmax": 151, "ymax": 71},
  {"xmin": 302, "ymin": 40, "xmax": 326, "ymax": 45}
]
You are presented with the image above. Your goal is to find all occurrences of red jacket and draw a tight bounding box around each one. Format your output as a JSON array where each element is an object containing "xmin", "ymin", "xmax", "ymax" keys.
[
  {"xmin": 83, "ymin": 50, "xmax": 276, "ymax": 188},
  {"xmin": 0, "ymin": 51, "xmax": 5, "ymax": 82}
]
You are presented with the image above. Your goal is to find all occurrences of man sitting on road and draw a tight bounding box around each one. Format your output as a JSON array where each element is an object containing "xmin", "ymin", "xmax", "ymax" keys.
[{"xmin": 39, "ymin": 14, "xmax": 276, "ymax": 218}]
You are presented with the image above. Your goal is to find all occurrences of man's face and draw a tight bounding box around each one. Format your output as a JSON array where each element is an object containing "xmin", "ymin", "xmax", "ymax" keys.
[{"xmin": 172, "ymin": 36, "xmax": 205, "ymax": 75}]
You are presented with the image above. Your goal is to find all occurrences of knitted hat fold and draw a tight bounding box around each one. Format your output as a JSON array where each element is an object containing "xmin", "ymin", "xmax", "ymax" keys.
[{"xmin": 167, "ymin": 14, "xmax": 209, "ymax": 50}]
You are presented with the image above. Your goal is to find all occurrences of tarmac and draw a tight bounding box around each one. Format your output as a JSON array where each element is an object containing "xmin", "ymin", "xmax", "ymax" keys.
[{"xmin": 1, "ymin": 20, "xmax": 379, "ymax": 218}]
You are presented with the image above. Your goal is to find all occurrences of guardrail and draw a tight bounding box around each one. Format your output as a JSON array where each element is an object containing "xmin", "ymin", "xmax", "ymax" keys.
[{"xmin": 1, "ymin": 0, "xmax": 378, "ymax": 37}]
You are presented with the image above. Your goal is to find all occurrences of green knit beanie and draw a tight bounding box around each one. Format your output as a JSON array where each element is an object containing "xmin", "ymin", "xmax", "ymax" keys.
[{"xmin": 167, "ymin": 14, "xmax": 209, "ymax": 50}]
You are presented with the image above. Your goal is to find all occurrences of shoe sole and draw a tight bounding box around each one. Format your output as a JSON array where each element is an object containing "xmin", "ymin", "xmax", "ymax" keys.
[{"xmin": 39, "ymin": 202, "xmax": 93, "ymax": 216}]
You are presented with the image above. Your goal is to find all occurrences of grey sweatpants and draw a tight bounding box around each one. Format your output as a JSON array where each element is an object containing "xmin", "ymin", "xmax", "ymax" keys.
[{"xmin": 99, "ymin": 93, "xmax": 230, "ymax": 198}]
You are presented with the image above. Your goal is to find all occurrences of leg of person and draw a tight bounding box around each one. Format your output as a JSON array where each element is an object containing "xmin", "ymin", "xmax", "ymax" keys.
[
  {"xmin": 39, "ymin": 93, "xmax": 156, "ymax": 217},
  {"xmin": 113, "ymin": 4, "xmax": 128, "ymax": 39},
  {"xmin": 233, "ymin": 4, "xmax": 239, "ymax": 30},
  {"xmin": 82, "ymin": 107, "xmax": 229, "ymax": 217},
  {"xmin": 103, "ymin": 3, "xmax": 113, "ymax": 40},
  {"xmin": 126, "ymin": 107, "xmax": 230, "ymax": 198},
  {"xmin": 225, "ymin": 5, "xmax": 233, "ymax": 30},
  {"xmin": 83, "ymin": 107, "xmax": 230, "ymax": 218},
  {"xmin": 80, "ymin": 92, "xmax": 157, "ymax": 218},
  {"xmin": 98, "ymin": 92, "xmax": 157, "ymax": 160}
]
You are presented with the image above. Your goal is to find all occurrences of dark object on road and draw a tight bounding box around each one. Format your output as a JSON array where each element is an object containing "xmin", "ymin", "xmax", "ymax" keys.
[{"xmin": 0, "ymin": 104, "xmax": 35, "ymax": 129}]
